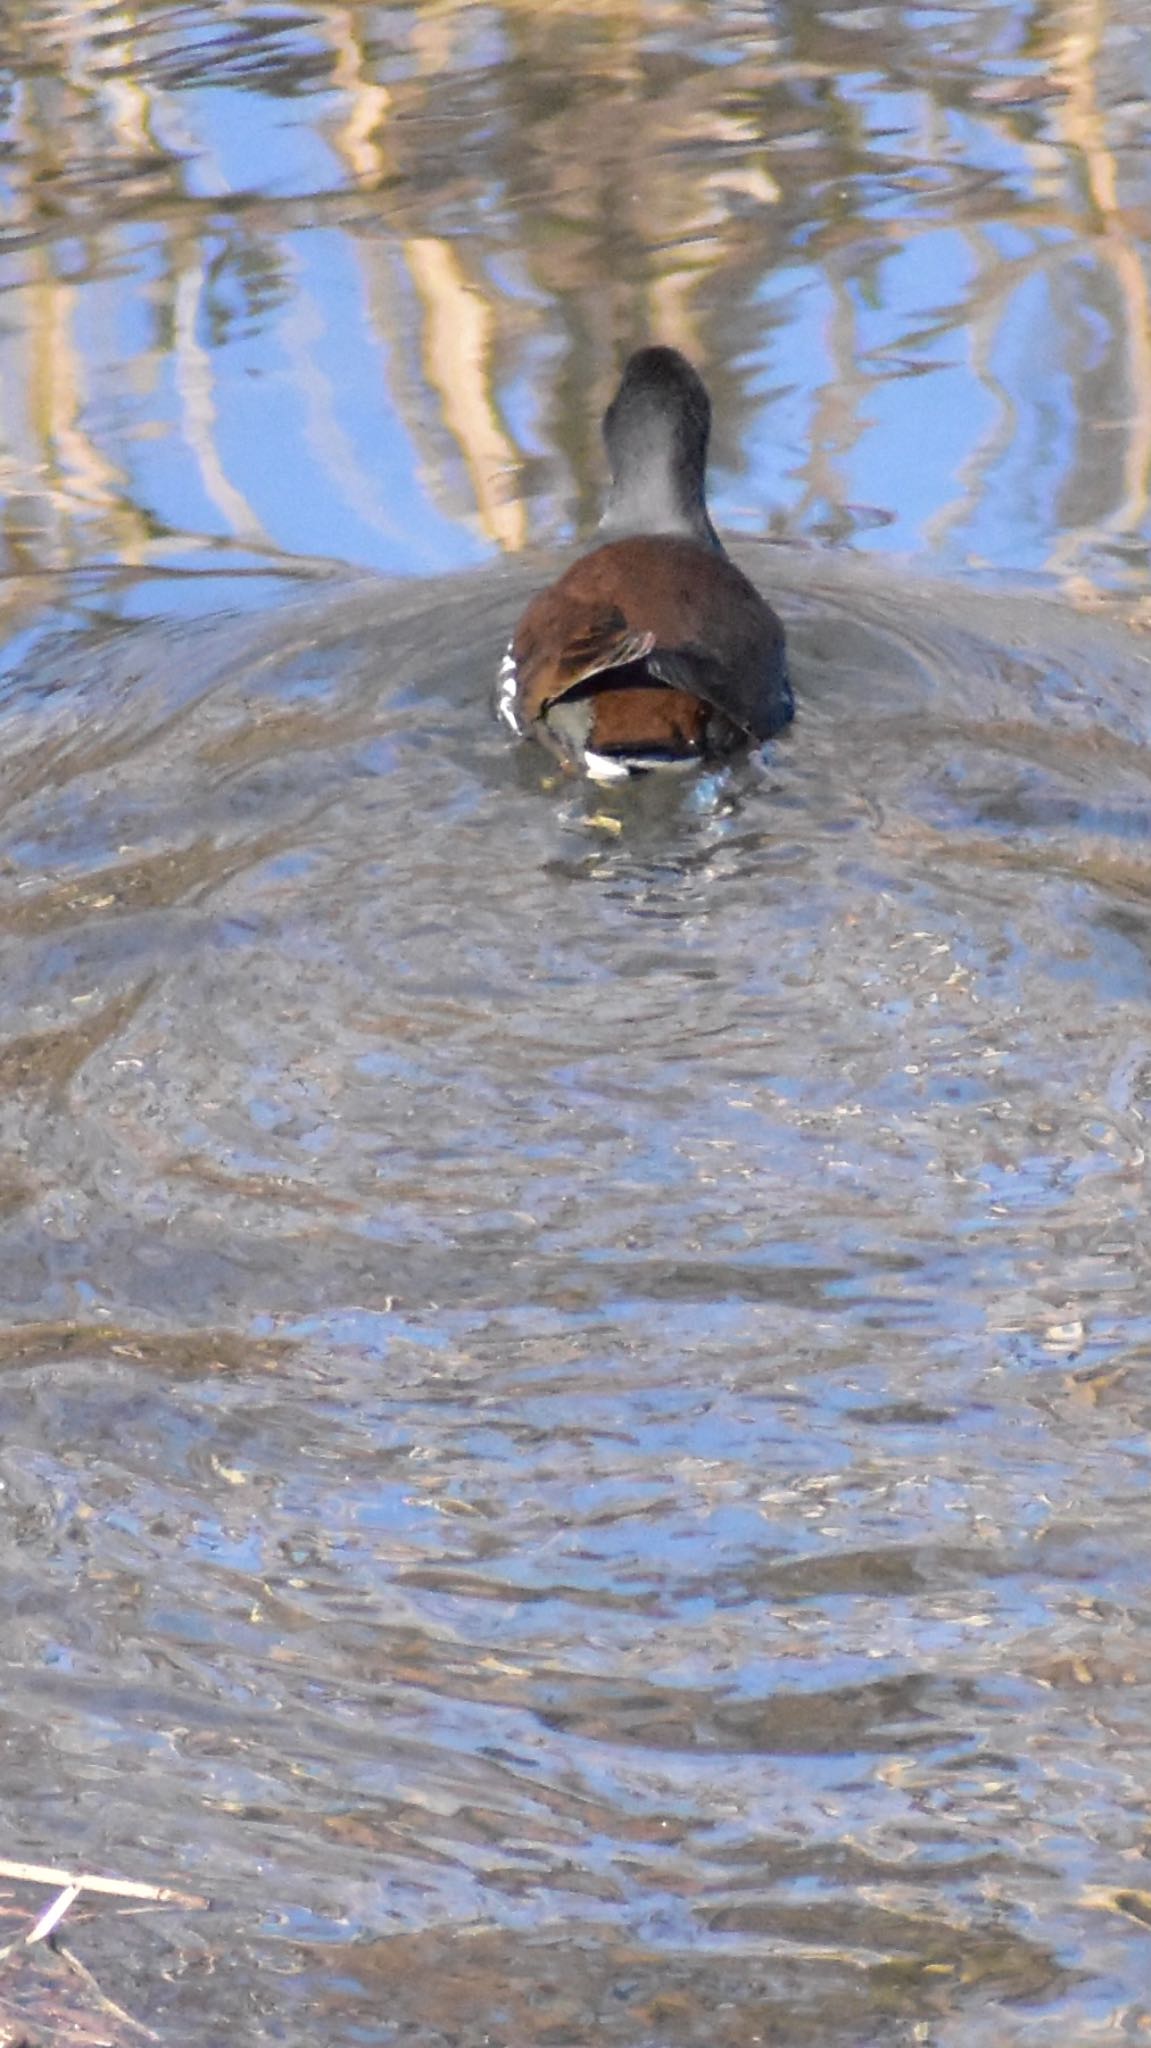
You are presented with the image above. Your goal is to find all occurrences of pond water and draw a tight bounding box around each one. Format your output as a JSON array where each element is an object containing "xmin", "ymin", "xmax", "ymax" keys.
[{"xmin": 1, "ymin": 5, "xmax": 1151, "ymax": 2045}]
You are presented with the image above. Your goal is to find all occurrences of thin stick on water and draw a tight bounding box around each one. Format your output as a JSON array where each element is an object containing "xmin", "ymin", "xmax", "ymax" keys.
[
  {"xmin": 0, "ymin": 1857, "xmax": 207, "ymax": 1909},
  {"xmin": 26, "ymin": 1882, "xmax": 80, "ymax": 1945},
  {"xmin": 0, "ymin": 1884, "xmax": 81, "ymax": 1966},
  {"xmin": 0, "ymin": 1855, "xmax": 204, "ymax": 2040},
  {"xmin": 54, "ymin": 1939, "xmax": 162, "ymax": 2043}
]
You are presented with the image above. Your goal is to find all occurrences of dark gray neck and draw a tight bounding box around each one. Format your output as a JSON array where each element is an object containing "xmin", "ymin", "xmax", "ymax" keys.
[
  {"xmin": 600, "ymin": 457, "xmax": 721, "ymax": 550},
  {"xmin": 598, "ymin": 363, "xmax": 724, "ymax": 551}
]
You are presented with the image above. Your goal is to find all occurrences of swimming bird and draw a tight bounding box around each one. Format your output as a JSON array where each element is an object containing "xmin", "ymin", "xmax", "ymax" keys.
[{"xmin": 497, "ymin": 346, "xmax": 792, "ymax": 781}]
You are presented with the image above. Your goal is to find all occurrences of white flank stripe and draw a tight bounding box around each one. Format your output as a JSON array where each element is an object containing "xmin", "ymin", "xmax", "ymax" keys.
[
  {"xmin": 495, "ymin": 646, "xmax": 521, "ymax": 732},
  {"xmin": 583, "ymin": 751, "xmax": 634, "ymax": 784},
  {"xmin": 585, "ymin": 750, "xmax": 701, "ymax": 780}
]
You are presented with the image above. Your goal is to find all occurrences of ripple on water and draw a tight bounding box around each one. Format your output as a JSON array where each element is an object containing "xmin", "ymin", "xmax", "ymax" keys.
[{"xmin": 0, "ymin": 551, "xmax": 1150, "ymax": 2042}]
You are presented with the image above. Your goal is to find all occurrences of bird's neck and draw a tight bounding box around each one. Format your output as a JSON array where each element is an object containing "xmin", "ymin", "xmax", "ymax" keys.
[{"xmin": 600, "ymin": 451, "xmax": 721, "ymax": 551}]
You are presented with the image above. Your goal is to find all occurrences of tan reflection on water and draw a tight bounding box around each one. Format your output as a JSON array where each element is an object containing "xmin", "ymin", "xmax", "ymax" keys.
[{"xmin": 1046, "ymin": 0, "xmax": 1151, "ymax": 586}]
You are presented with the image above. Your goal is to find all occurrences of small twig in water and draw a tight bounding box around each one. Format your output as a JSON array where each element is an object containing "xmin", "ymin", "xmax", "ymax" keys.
[
  {"xmin": 54, "ymin": 1939, "xmax": 161, "ymax": 2043},
  {"xmin": 0, "ymin": 1858, "xmax": 206, "ymax": 1909},
  {"xmin": 0, "ymin": 1884, "xmax": 80, "ymax": 1966}
]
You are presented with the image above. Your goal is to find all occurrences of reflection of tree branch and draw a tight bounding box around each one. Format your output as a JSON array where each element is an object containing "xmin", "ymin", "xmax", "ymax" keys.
[
  {"xmin": 1046, "ymin": 0, "xmax": 1151, "ymax": 584},
  {"xmin": 923, "ymin": 226, "xmax": 1022, "ymax": 561},
  {"xmin": 793, "ymin": 267, "xmax": 865, "ymax": 540},
  {"xmin": 173, "ymin": 252, "xmax": 268, "ymax": 544},
  {"xmin": 279, "ymin": 278, "xmax": 422, "ymax": 552},
  {"xmin": 321, "ymin": 5, "xmax": 392, "ymax": 187},
  {"xmin": 313, "ymin": 1, "xmax": 531, "ymax": 551},
  {"xmin": 404, "ymin": 236, "xmax": 526, "ymax": 552},
  {"xmin": 31, "ymin": 268, "xmax": 150, "ymax": 566},
  {"xmin": 3, "ymin": 30, "xmax": 107, "ymax": 566}
]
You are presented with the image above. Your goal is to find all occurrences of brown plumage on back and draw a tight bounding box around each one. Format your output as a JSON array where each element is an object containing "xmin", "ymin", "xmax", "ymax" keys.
[
  {"xmin": 582, "ymin": 681, "xmax": 709, "ymax": 756},
  {"xmin": 496, "ymin": 348, "xmax": 792, "ymax": 782}
]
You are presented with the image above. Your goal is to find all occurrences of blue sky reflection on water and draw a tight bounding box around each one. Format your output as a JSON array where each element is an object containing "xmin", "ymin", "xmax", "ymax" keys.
[{"xmin": 0, "ymin": 0, "xmax": 1148, "ymax": 598}]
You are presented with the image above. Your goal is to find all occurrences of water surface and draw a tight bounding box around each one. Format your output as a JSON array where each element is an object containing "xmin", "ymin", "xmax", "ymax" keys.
[{"xmin": 1, "ymin": 5, "xmax": 1151, "ymax": 2045}]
